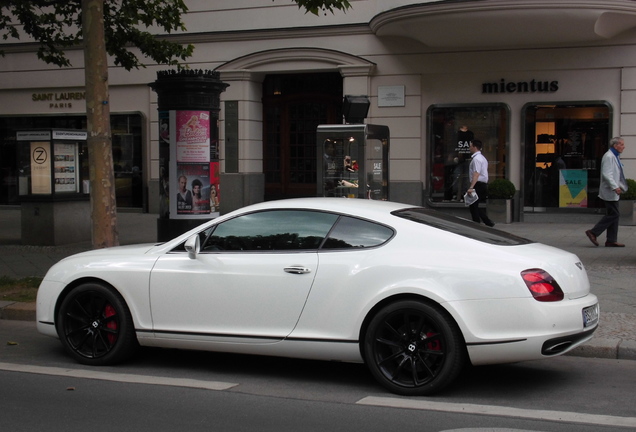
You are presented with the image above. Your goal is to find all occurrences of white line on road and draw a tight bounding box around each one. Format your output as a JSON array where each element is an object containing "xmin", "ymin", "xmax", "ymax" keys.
[
  {"xmin": 357, "ymin": 396, "xmax": 636, "ymax": 429},
  {"xmin": 0, "ymin": 362, "xmax": 238, "ymax": 391}
]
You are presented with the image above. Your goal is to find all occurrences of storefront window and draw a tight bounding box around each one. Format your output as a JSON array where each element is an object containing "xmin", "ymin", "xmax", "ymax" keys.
[
  {"xmin": 523, "ymin": 103, "xmax": 610, "ymax": 210},
  {"xmin": 0, "ymin": 114, "xmax": 144, "ymax": 208},
  {"xmin": 428, "ymin": 104, "xmax": 509, "ymax": 202}
]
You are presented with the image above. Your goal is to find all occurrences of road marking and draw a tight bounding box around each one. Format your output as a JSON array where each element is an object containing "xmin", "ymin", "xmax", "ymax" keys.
[
  {"xmin": 357, "ymin": 396, "xmax": 636, "ymax": 429},
  {"xmin": 0, "ymin": 362, "xmax": 238, "ymax": 391}
]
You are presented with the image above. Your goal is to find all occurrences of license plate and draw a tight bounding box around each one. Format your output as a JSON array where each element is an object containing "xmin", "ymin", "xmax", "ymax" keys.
[{"xmin": 583, "ymin": 304, "xmax": 599, "ymax": 328}]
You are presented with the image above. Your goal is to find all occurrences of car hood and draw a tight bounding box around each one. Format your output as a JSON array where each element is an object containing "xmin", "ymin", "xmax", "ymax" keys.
[
  {"xmin": 42, "ymin": 243, "xmax": 161, "ymax": 284},
  {"xmin": 62, "ymin": 243, "xmax": 159, "ymax": 259},
  {"xmin": 506, "ymin": 242, "xmax": 590, "ymax": 300}
]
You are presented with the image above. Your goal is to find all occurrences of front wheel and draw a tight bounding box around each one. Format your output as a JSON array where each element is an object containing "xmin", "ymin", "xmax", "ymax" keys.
[
  {"xmin": 56, "ymin": 282, "xmax": 137, "ymax": 365},
  {"xmin": 363, "ymin": 300, "xmax": 466, "ymax": 396}
]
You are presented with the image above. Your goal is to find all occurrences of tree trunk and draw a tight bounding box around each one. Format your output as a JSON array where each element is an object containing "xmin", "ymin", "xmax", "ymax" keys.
[{"xmin": 82, "ymin": 0, "xmax": 118, "ymax": 248}]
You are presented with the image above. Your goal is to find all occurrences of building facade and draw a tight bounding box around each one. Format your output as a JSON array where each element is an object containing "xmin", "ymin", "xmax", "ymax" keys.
[{"xmin": 2, "ymin": 0, "xmax": 635, "ymax": 220}]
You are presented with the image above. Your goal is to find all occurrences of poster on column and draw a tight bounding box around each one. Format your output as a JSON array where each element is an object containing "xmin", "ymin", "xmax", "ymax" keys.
[
  {"xmin": 176, "ymin": 163, "xmax": 212, "ymax": 215},
  {"xmin": 176, "ymin": 111, "xmax": 211, "ymax": 162},
  {"xmin": 559, "ymin": 169, "xmax": 588, "ymax": 208},
  {"xmin": 159, "ymin": 110, "xmax": 170, "ymax": 219},
  {"xmin": 170, "ymin": 110, "xmax": 219, "ymax": 219},
  {"xmin": 209, "ymin": 161, "xmax": 221, "ymax": 213}
]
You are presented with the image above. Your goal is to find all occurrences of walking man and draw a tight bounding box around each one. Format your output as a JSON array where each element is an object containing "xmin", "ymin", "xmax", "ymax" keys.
[
  {"xmin": 585, "ymin": 137, "xmax": 629, "ymax": 247},
  {"xmin": 467, "ymin": 140, "xmax": 495, "ymax": 227}
]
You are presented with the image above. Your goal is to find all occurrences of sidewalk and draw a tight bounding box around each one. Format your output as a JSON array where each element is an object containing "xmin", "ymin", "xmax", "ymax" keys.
[{"xmin": 1, "ymin": 207, "xmax": 635, "ymax": 360}]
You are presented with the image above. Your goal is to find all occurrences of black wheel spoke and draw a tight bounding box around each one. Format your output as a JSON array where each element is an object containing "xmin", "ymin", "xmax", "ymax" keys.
[
  {"xmin": 389, "ymin": 356, "xmax": 410, "ymax": 381},
  {"xmin": 375, "ymin": 336, "xmax": 403, "ymax": 350},
  {"xmin": 100, "ymin": 326, "xmax": 118, "ymax": 336},
  {"xmin": 378, "ymin": 349, "xmax": 405, "ymax": 366},
  {"xmin": 415, "ymin": 352, "xmax": 437, "ymax": 379},
  {"xmin": 381, "ymin": 320, "xmax": 403, "ymax": 340},
  {"xmin": 94, "ymin": 332, "xmax": 111, "ymax": 355},
  {"xmin": 409, "ymin": 357, "xmax": 420, "ymax": 385},
  {"xmin": 66, "ymin": 325, "xmax": 90, "ymax": 338},
  {"xmin": 72, "ymin": 298, "xmax": 92, "ymax": 319},
  {"xmin": 65, "ymin": 311, "xmax": 90, "ymax": 326},
  {"xmin": 74, "ymin": 332, "xmax": 91, "ymax": 352}
]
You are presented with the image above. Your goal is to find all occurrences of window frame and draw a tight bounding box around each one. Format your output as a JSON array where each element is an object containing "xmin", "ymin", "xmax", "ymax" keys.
[{"xmin": 172, "ymin": 208, "xmax": 396, "ymax": 253}]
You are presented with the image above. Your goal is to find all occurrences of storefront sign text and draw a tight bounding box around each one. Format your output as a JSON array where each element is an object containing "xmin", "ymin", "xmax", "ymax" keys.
[
  {"xmin": 31, "ymin": 91, "xmax": 86, "ymax": 109},
  {"xmin": 482, "ymin": 79, "xmax": 558, "ymax": 94}
]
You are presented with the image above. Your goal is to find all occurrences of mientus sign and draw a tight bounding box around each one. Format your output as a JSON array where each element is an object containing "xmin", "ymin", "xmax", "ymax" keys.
[{"xmin": 482, "ymin": 79, "xmax": 559, "ymax": 94}]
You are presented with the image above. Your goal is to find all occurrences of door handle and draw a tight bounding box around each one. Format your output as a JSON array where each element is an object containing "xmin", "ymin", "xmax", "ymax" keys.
[{"xmin": 284, "ymin": 266, "xmax": 312, "ymax": 274}]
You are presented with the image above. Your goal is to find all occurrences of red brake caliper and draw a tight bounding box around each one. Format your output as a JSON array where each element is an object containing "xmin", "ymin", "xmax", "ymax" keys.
[
  {"xmin": 426, "ymin": 332, "xmax": 441, "ymax": 351},
  {"xmin": 104, "ymin": 304, "xmax": 118, "ymax": 344}
]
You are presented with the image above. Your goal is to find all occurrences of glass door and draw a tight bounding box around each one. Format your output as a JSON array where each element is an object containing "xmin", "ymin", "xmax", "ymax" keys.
[{"xmin": 262, "ymin": 73, "xmax": 342, "ymax": 201}]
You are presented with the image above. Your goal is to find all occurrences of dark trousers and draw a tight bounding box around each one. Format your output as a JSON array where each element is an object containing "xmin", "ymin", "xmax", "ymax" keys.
[
  {"xmin": 469, "ymin": 181, "xmax": 494, "ymax": 226},
  {"xmin": 591, "ymin": 200, "xmax": 620, "ymax": 242}
]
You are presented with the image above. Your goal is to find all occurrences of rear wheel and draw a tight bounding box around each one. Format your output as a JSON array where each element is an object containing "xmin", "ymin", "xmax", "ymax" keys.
[
  {"xmin": 363, "ymin": 300, "xmax": 465, "ymax": 395},
  {"xmin": 56, "ymin": 282, "xmax": 137, "ymax": 365}
]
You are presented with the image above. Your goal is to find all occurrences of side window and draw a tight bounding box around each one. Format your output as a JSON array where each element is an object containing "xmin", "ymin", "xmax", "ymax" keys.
[
  {"xmin": 201, "ymin": 210, "xmax": 339, "ymax": 252},
  {"xmin": 322, "ymin": 216, "xmax": 394, "ymax": 249}
]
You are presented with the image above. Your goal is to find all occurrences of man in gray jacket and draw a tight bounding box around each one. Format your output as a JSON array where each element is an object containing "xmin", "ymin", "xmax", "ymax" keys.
[{"xmin": 585, "ymin": 137, "xmax": 629, "ymax": 247}]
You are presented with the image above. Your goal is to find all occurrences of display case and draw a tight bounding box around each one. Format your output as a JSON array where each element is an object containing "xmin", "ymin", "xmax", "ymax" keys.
[
  {"xmin": 17, "ymin": 129, "xmax": 88, "ymax": 196},
  {"xmin": 16, "ymin": 130, "xmax": 90, "ymax": 246},
  {"xmin": 317, "ymin": 124, "xmax": 389, "ymax": 200}
]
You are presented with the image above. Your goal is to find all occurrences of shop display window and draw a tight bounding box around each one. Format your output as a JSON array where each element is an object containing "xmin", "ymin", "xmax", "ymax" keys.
[
  {"xmin": 428, "ymin": 104, "xmax": 509, "ymax": 203},
  {"xmin": 523, "ymin": 103, "xmax": 610, "ymax": 210},
  {"xmin": 0, "ymin": 114, "xmax": 143, "ymax": 207}
]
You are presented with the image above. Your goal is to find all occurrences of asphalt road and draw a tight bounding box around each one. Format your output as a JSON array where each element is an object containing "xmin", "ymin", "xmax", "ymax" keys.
[{"xmin": 1, "ymin": 320, "xmax": 635, "ymax": 432}]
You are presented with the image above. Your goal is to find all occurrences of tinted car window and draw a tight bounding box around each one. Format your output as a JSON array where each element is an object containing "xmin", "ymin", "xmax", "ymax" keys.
[
  {"xmin": 392, "ymin": 208, "xmax": 533, "ymax": 246},
  {"xmin": 201, "ymin": 210, "xmax": 339, "ymax": 251},
  {"xmin": 322, "ymin": 216, "xmax": 394, "ymax": 249}
]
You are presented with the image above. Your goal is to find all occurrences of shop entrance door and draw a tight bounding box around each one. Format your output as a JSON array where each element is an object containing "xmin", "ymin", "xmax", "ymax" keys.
[
  {"xmin": 262, "ymin": 73, "xmax": 342, "ymax": 201},
  {"xmin": 523, "ymin": 104, "xmax": 610, "ymax": 211}
]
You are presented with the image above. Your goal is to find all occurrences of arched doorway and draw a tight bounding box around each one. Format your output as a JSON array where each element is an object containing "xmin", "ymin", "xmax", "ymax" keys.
[
  {"xmin": 262, "ymin": 72, "xmax": 342, "ymax": 200},
  {"xmin": 216, "ymin": 48, "xmax": 375, "ymax": 205}
]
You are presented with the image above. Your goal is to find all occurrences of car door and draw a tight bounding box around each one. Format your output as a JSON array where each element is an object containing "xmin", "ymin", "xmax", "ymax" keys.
[{"xmin": 149, "ymin": 209, "xmax": 339, "ymax": 342}]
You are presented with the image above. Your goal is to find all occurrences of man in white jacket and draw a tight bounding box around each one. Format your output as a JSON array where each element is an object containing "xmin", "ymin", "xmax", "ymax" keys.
[{"xmin": 585, "ymin": 137, "xmax": 629, "ymax": 247}]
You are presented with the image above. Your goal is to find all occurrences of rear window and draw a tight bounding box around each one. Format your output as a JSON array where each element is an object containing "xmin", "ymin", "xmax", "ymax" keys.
[
  {"xmin": 392, "ymin": 208, "xmax": 533, "ymax": 246},
  {"xmin": 322, "ymin": 216, "xmax": 394, "ymax": 249}
]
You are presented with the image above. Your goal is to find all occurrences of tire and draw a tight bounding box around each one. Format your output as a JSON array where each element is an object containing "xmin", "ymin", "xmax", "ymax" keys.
[
  {"xmin": 56, "ymin": 282, "xmax": 137, "ymax": 365},
  {"xmin": 363, "ymin": 300, "xmax": 466, "ymax": 396}
]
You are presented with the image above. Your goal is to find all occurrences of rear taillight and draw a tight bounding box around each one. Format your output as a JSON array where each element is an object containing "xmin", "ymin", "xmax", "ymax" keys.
[{"xmin": 521, "ymin": 269, "xmax": 564, "ymax": 302}]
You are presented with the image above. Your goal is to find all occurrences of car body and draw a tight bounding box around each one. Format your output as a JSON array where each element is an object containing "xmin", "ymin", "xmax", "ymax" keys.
[{"xmin": 36, "ymin": 198, "xmax": 599, "ymax": 395}]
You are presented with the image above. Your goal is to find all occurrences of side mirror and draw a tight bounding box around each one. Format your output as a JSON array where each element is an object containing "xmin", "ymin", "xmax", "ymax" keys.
[{"xmin": 184, "ymin": 234, "xmax": 200, "ymax": 259}]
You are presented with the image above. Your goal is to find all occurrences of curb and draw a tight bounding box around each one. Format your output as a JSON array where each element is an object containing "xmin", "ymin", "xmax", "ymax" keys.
[
  {"xmin": 0, "ymin": 301, "xmax": 36, "ymax": 322},
  {"xmin": 567, "ymin": 338, "xmax": 636, "ymax": 361}
]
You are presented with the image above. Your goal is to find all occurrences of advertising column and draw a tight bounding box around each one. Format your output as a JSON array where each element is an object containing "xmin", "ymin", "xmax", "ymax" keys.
[{"xmin": 150, "ymin": 70, "xmax": 228, "ymax": 241}]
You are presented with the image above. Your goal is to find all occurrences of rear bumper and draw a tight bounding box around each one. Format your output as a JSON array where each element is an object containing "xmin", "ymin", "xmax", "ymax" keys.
[{"xmin": 445, "ymin": 294, "xmax": 599, "ymax": 365}]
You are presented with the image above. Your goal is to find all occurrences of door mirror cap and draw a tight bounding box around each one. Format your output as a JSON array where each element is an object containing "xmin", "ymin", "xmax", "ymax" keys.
[{"xmin": 184, "ymin": 234, "xmax": 200, "ymax": 259}]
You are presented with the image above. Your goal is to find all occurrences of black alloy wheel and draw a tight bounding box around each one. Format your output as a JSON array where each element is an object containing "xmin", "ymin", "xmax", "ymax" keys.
[
  {"xmin": 363, "ymin": 300, "xmax": 466, "ymax": 396},
  {"xmin": 56, "ymin": 282, "xmax": 137, "ymax": 365}
]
